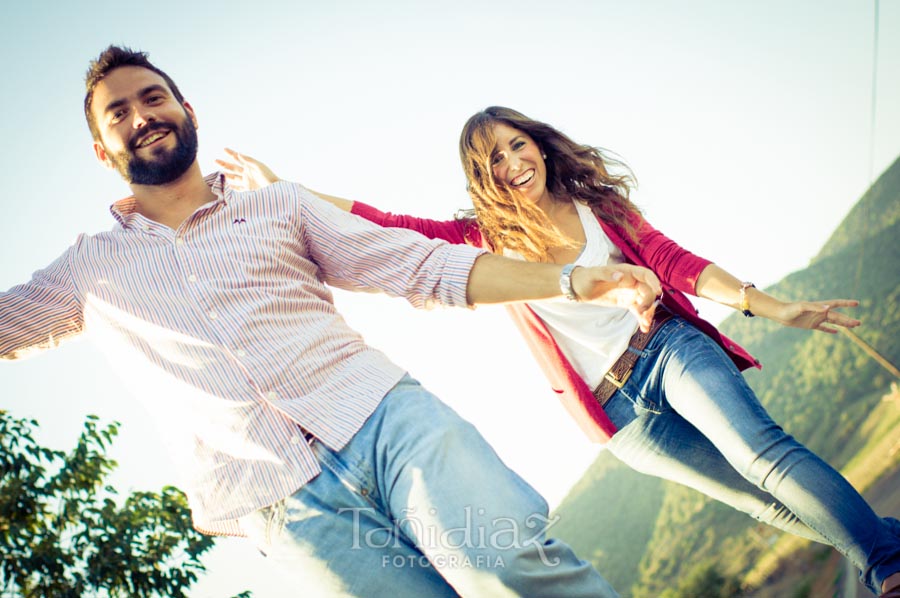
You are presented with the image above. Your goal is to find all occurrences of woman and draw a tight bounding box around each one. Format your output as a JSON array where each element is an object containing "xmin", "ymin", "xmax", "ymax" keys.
[{"xmin": 218, "ymin": 106, "xmax": 900, "ymax": 596}]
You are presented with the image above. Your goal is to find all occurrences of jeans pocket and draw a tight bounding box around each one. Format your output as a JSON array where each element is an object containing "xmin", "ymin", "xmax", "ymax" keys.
[
  {"xmin": 637, "ymin": 317, "xmax": 685, "ymax": 360},
  {"xmin": 612, "ymin": 318, "xmax": 686, "ymax": 420},
  {"xmin": 313, "ymin": 434, "xmax": 381, "ymax": 509},
  {"xmin": 605, "ymin": 386, "xmax": 663, "ymax": 430}
]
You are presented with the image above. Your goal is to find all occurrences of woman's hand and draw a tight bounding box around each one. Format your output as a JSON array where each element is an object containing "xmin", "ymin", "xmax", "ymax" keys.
[
  {"xmin": 217, "ymin": 149, "xmax": 356, "ymax": 212},
  {"xmin": 696, "ymin": 264, "xmax": 861, "ymax": 334},
  {"xmin": 216, "ymin": 148, "xmax": 280, "ymax": 192},
  {"xmin": 768, "ymin": 299, "xmax": 860, "ymax": 334},
  {"xmin": 573, "ymin": 264, "xmax": 662, "ymax": 332}
]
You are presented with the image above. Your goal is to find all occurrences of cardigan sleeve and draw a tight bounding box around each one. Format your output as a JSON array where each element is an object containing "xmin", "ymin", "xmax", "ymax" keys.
[
  {"xmin": 350, "ymin": 201, "xmax": 482, "ymax": 247},
  {"xmin": 605, "ymin": 215, "xmax": 759, "ymax": 371},
  {"xmin": 629, "ymin": 216, "xmax": 712, "ymax": 296}
]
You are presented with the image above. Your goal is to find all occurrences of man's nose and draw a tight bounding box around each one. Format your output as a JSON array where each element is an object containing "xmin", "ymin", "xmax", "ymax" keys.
[{"xmin": 132, "ymin": 105, "xmax": 157, "ymax": 129}]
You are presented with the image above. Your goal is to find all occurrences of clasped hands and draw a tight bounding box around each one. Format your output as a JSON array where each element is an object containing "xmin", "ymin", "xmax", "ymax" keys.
[{"xmin": 571, "ymin": 264, "xmax": 662, "ymax": 333}]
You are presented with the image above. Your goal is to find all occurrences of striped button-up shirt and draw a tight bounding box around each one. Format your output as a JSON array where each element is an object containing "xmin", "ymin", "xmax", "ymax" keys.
[{"xmin": 0, "ymin": 173, "xmax": 484, "ymax": 535}]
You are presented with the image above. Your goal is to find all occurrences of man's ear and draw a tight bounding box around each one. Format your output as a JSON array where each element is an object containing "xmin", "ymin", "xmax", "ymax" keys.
[
  {"xmin": 184, "ymin": 101, "xmax": 199, "ymax": 130},
  {"xmin": 93, "ymin": 140, "xmax": 114, "ymax": 169}
]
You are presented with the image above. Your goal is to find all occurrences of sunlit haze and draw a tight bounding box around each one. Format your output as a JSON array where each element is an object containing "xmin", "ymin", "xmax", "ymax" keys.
[{"xmin": 1, "ymin": 2, "xmax": 898, "ymax": 596}]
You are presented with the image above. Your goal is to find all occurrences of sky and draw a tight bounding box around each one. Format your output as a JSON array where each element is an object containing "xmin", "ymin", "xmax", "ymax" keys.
[{"xmin": 1, "ymin": 1, "xmax": 898, "ymax": 596}]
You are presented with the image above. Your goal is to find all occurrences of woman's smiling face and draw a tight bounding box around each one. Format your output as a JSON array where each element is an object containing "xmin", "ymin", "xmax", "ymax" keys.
[{"xmin": 490, "ymin": 123, "xmax": 550, "ymax": 207}]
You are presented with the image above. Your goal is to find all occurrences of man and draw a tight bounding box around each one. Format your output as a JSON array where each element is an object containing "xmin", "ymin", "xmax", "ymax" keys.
[{"xmin": 1, "ymin": 46, "xmax": 660, "ymax": 597}]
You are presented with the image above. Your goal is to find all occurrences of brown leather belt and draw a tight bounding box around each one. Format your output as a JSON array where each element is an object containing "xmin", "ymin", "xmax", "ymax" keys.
[{"xmin": 593, "ymin": 306, "xmax": 675, "ymax": 407}]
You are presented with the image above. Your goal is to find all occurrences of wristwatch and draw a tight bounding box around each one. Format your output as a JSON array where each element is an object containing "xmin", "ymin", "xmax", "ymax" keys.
[{"xmin": 559, "ymin": 263, "xmax": 579, "ymax": 301}]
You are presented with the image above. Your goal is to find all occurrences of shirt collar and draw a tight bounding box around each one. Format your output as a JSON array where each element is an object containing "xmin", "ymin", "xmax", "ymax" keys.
[{"xmin": 109, "ymin": 172, "xmax": 229, "ymax": 229}]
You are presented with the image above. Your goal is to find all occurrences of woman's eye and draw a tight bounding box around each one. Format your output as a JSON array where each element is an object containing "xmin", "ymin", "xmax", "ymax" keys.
[
  {"xmin": 491, "ymin": 153, "xmax": 505, "ymax": 166},
  {"xmin": 512, "ymin": 141, "xmax": 525, "ymax": 150}
]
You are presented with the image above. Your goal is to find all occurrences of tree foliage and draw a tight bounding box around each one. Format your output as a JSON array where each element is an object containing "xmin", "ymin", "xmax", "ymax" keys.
[
  {"xmin": 0, "ymin": 411, "xmax": 220, "ymax": 598},
  {"xmin": 658, "ymin": 561, "xmax": 741, "ymax": 598}
]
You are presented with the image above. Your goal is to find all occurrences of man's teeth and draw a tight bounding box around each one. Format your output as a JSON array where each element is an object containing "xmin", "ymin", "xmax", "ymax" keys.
[{"xmin": 138, "ymin": 131, "xmax": 167, "ymax": 147}]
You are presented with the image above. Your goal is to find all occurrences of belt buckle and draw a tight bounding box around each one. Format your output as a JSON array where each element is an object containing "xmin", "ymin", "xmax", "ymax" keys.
[{"xmin": 604, "ymin": 368, "xmax": 632, "ymax": 389}]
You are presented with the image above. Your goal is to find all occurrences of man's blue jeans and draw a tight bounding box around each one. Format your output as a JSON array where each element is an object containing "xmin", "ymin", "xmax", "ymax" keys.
[
  {"xmin": 241, "ymin": 375, "xmax": 618, "ymax": 597},
  {"xmin": 604, "ymin": 316, "xmax": 900, "ymax": 594}
]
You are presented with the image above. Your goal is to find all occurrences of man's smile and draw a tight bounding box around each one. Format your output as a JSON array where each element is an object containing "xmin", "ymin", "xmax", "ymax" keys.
[{"xmin": 132, "ymin": 127, "xmax": 172, "ymax": 150}]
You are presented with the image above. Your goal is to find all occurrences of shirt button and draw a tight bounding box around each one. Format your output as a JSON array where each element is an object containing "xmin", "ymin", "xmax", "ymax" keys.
[
  {"xmin": 267, "ymin": 391, "xmax": 278, "ymax": 401},
  {"xmin": 235, "ymin": 349, "xmax": 247, "ymax": 358},
  {"xmin": 187, "ymin": 274, "xmax": 197, "ymax": 283},
  {"xmin": 360, "ymin": 488, "xmax": 369, "ymax": 497},
  {"xmin": 176, "ymin": 237, "xmax": 185, "ymax": 246},
  {"xmin": 208, "ymin": 311, "xmax": 218, "ymax": 320},
  {"xmin": 142, "ymin": 224, "xmax": 151, "ymax": 232},
  {"xmin": 290, "ymin": 434, "xmax": 303, "ymax": 445}
]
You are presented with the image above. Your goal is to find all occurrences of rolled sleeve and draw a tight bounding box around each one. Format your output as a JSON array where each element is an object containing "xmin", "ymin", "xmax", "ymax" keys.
[
  {"xmin": 297, "ymin": 184, "xmax": 486, "ymax": 309},
  {"xmin": 1, "ymin": 245, "xmax": 83, "ymax": 359}
]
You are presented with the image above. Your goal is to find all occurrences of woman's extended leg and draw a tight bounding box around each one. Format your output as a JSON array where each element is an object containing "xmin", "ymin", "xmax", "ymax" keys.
[
  {"xmin": 606, "ymin": 395, "xmax": 825, "ymax": 542},
  {"xmin": 622, "ymin": 318, "xmax": 900, "ymax": 594}
]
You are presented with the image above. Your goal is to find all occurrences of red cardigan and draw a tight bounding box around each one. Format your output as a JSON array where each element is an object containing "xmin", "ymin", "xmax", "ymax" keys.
[{"xmin": 351, "ymin": 202, "xmax": 760, "ymax": 443}]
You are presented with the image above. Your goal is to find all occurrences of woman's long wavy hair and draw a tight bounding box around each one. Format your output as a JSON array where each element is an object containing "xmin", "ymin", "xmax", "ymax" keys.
[{"xmin": 458, "ymin": 106, "xmax": 640, "ymax": 261}]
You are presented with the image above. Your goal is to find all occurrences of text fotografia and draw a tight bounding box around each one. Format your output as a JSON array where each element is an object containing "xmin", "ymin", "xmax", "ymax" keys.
[
  {"xmin": 383, "ymin": 554, "xmax": 506, "ymax": 569},
  {"xmin": 337, "ymin": 506, "xmax": 562, "ymax": 567}
]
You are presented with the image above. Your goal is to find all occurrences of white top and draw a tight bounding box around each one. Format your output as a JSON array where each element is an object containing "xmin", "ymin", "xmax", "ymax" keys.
[{"xmin": 525, "ymin": 200, "xmax": 639, "ymax": 388}]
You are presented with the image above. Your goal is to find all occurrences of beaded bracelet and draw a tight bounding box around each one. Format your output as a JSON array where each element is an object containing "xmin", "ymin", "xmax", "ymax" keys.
[{"xmin": 740, "ymin": 282, "xmax": 756, "ymax": 317}]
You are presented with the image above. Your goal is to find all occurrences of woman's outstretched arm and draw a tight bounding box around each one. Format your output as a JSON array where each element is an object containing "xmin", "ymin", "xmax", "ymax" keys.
[
  {"xmin": 216, "ymin": 148, "xmax": 354, "ymax": 211},
  {"xmin": 217, "ymin": 149, "xmax": 475, "ymax": 245},
  {"xmin": 695, "ymin": 263, "xmax": 860, "ymax": 334}
]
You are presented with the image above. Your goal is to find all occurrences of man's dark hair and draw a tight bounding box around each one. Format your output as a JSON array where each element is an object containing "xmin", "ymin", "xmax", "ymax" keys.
[{"xmin": 84, "ymin": 45, "xmax": 186, "ymax": 141}]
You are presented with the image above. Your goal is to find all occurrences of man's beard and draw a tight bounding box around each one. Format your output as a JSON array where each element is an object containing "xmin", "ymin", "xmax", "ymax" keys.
[{"xmin": 107, "ymin": 111, "xmax": 199, "ymax": 185}]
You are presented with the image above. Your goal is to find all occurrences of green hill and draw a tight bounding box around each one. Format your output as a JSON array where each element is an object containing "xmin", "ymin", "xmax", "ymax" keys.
[
  {"xmin": 551, "ymin": 453, "xmax": 665, "ymax": 591},
  {"xmin": 551, "ymin": 155, "xmax": 900, "ymax": 597}
]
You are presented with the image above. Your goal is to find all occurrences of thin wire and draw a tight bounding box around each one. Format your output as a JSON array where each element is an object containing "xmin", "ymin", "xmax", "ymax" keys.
[
  {"xmin": 855, "ymin": 0, "xmax": 880, "ymax": 298},
  {"xmin": 868, "ymin": 0, "xmax": 880, "ymax": 184}
]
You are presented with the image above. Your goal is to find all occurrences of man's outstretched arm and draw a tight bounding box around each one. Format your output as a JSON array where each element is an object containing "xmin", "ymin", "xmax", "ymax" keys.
[
  {"xmin": 466, "ymin": 254, "xmax": 661, "ymax": 331},
  {"xmin": 296, "ymin": 183, "xmax": 661, "ymax": 327},
  {"xmin": 219, "ymin": 150, "xmax": 662, "ymax": 323},
  {"xmin": 1, "ymin": 249, "xmax": 83, "ymax": 360}
]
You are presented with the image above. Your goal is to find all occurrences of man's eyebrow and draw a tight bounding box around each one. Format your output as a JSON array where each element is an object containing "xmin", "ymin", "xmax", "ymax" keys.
[{"xmin": 102, "ymin": 84, "xmax": 170, "ymax": 114}]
